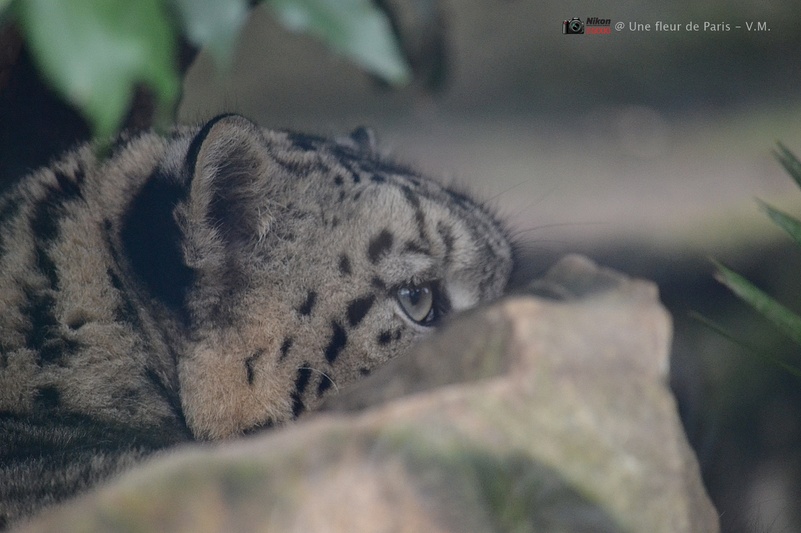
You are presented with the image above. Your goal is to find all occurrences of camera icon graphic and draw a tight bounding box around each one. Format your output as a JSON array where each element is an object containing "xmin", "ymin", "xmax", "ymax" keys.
[{"xmin": 562, "ymin": 17, "xmax": 585, "ymax": 34}]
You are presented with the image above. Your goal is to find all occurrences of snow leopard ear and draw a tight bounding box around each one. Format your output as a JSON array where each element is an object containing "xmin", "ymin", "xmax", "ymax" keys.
[
  {"xmin": 183, "ymin": 114, "xmax": 273, "ymax": 253},
  {"xmin": 347, "ymin": 126, "xmax": 378, "ymax": 152}
]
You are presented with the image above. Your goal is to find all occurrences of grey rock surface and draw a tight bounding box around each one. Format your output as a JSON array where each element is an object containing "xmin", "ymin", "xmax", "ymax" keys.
[{"xmin": 14, "ymin": 255, "xmax": 718, "ymax": 533}]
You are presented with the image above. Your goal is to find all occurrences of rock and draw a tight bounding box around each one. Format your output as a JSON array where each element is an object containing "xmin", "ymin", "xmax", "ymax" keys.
[{"xmin": 13, "ymin": 255, "xmax": 719, "ymax": 533}]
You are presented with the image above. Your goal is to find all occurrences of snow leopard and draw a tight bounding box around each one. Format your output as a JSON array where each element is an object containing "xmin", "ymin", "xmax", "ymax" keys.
[{"xmin": 0, "ymin": 114, "xmax": 514, "ymax": 527}]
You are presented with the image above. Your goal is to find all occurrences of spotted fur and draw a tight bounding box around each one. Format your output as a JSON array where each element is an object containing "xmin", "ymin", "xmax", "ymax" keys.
[{"xmin": 0, "ymin": 115, "xmax": 513, "ymax": 526}]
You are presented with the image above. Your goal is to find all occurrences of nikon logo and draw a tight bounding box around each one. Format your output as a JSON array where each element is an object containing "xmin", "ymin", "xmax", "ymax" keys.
[{"xmin": 586, "ymin": 17, "xmax": 611, "ymax": 26}]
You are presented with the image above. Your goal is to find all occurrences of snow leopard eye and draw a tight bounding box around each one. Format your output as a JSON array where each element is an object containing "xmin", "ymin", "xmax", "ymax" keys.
[{"xmin": 396, "ymin": 281, "xmax": 445, "ymax": 326}]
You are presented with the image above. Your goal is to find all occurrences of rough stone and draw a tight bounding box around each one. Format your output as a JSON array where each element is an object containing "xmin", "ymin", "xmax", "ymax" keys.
[{"xmin": 13, "ymin": 254, "xmax": 719, "ymax": 533}]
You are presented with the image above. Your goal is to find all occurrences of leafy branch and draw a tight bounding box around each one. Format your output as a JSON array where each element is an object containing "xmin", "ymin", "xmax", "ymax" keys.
[
  {"xmin": 713, "ymin": 143, "xmax": 801, "ymax": 376},
  {"xmin": 2, "ymin": 0, "xmax": 410, "ymax": 138}
]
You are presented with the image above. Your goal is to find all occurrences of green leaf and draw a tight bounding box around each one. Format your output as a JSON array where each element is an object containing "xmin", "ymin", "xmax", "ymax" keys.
[
  {"xmin": 757, "ymin": 199, "xmax": 801, "ymax": 247},
  {"xmin": 714, "ymin": 261, "xmax": 801, "ymax": 348},
  {"xmin": 268, "ymin": 0, "xmax": 411, "ymax": 85},
  {"xmin": 16, "ymin": 0, "xmax": 180, "ymax": 138},
  {"xmin": 173, "ymin": 0, "xmax": 249, "ymax": 67},
  {"xmin": 774, "ymin": 142, "xmax": 801, "ymax": 191},
  {"xmin": 690, "ymin": 312, "xmax": 801, "ymax": 379}
]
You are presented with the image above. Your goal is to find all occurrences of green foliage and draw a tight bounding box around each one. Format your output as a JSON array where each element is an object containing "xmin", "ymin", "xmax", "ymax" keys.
[
  {"xmin": 714, "ymin": 144, "xmax": 801, "ymax": 376},
  {"xmin": 15, "ymin": 0, "xmax": 179, "ymax": 138},
  {"xmin": 756, "ymin": 198, "xmax": 801, "ymax": 248},
  {"xmin": 268, "ymin": 0, "xmax": 410, "ymax": 85},
  {"xmin": 776, "ymin": 142, "xmax": 801, "ymax": 190},
  {"xmin": 4, "ymin": 0, "xmax": 410, "ymax": 138},
  {"xmin": 690, "ymin": 312, "xmax": 801, "ymax": 379},
  {"xmin": 714, "ymin": 262, "xmax": 801, "ymax": 348},
  {"xmin": 173, "ymin": 0, "xmax": 249, "ymax": 67}
]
